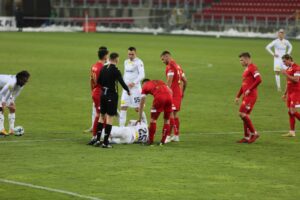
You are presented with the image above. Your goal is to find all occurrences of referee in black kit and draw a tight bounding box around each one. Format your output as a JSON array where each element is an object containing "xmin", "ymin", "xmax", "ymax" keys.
[{"xmin": 94, "ymin": 52, "xmax": 130, "ymax": 148}]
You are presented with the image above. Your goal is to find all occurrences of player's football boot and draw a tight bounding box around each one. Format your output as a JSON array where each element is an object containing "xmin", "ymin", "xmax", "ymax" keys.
[
  {"xmin": 248, "ymin": 134, "xmax": 260, "ymax": 144},
  {"xmin": 165, "ymin": 136, "xmax": 172, "ymax": 143},
  {"xmin": 87, "ymin": 138, "xmax": 97, "ymax": 145},
  {"xmin": 93, "ymin": 141, "xmax": 102, "ymax": 147},
  {"xmin": 9, "ymin": 129, "xmax": 14, "ymax": 135},
  {"xmin": 0, "ymin": 129, "xmax": 9, "ymax": 136},
  {"xmin": 282, "ymin": 132, "xmax": 296, "ymax": 137},
  {"xmin": 237, "ymin": 138, "xmax": 249, "ymax": 143},
  {"xmin": 171, "ymin": 135, "xmax": 180, "ymax": 142},
  {"xmin": 158, "ymin": 142, "xmax": 164, "ymax": 146},
  {"xmin": 102, "ymin": 144, "xmax": 113, "ymax": 148}
]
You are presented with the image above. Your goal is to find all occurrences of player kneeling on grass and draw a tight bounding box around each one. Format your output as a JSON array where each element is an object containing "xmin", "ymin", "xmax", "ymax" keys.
[
  {"xmin": 137, "ymin": 79, "xmax": 172, "ymax": 145},
  {"xmin": 235, "ymin": 53, "xmax": 262, "ymax": 144},
  {"xmin": 0, "ymin": 71, "xmax": 30, "ymax": 136},
  {"xmin": 281, "ymin": 54, "xmax": 300, "ymax": 137},
  {"xmin": 98, "ymin": 120, "xmax": 148, "ymax": 144}
]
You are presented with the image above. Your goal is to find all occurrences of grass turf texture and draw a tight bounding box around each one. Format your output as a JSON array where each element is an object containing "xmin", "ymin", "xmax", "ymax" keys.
[{"xmin": 0, "ymin": 32, "xmax": 300, "ymax": 200}]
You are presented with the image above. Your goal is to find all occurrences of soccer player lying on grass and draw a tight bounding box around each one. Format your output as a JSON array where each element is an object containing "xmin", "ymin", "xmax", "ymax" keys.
[
  {"xmin": 0, "ymin": 71, "xmax": 30, "ymax": 136},
  {"xmin": 137, "ymin": 79, "xmax": 173, "ymax": 145},
  {"xmin": 97, "ymin": 120, "xmax": 148, "ymax": 144},
  {"xmin": 281, "ymin": 54, "xmax": 300, "ymax": 137},
  {"xmin": 235, "ymin": 53, "xmax": 262, "ymax": 144}
]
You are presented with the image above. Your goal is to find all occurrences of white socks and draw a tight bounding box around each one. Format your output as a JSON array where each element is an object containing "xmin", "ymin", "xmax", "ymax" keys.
[
  {"xmin": 119, "ymin": 110, "xmax": 127, "ymax": 127},
  {"xmin": 8, "ymin": 113, "xmax": 15, "ymax": 131},
  {"xmin": 91, "ymin": 105, "xmax": 96, "ymax": 128},
  {"xmin": 275, "ymin": 75, "xmax": 281, "ymax": 90},
  {"xmin": 0, "ymin": 112, "xmax": 4, "ymax": 130}
]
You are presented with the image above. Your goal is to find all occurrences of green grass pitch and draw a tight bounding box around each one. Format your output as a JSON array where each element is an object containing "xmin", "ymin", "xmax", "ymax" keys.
[{"xmin": 0, "ymin": 32, "xmax": 300, "ymax": 200}]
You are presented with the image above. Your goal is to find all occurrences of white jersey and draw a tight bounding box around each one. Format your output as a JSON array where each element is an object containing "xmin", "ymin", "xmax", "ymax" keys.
[
  {"xmin": 104, "ymin": 121, "xmax": 148, "ymax": 144},
  {"xmin": 123, "ymin": 57, "xmax": 145, "ymax": 89},
  {"xmin": 0, "ymin": 75, "xmax": 22, "ymax": 104},
  {"xmin": 266, "ymin": 38, "xmax": 292, "ymax": 58}
]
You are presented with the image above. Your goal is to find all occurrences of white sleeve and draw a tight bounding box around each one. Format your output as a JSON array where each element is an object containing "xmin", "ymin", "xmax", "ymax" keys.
[
  {"xmin": 266, "ymin": 40, "xmax": 275, "ymax": 56},
  {"xmin": 287, "ymin": 40, "xmax": 293, "ymax": 55},
  {"xmin": 133, "ymin": 60, "xmax": 145, "ymax": 85},
  {"xmin": 11, "ymin": 86, "xmax": 23, "ymax": 102},
  {"xmin": 0, "ymin": 83, "xmax": 12, "ymax": 103}
]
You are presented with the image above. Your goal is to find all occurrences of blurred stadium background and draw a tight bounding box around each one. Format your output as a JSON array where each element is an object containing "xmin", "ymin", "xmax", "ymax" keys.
[{"xmin": 1, "ymin": 0, "xmax": 300, "ymax": 36}]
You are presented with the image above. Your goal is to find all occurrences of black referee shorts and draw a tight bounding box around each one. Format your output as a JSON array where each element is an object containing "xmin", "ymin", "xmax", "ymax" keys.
[{"xmin": 100, "ymin": 93, "xmax": 118, "ymax": 116}]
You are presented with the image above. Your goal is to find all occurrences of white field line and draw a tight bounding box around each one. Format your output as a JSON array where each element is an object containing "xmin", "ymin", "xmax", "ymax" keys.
[
  {"xmin": 0, "ymin": 130, "xmax": 286, "ymax": 144},
  {"xmin": 0, "ymin": 178, "xmax": 102, "ymax": 200}
]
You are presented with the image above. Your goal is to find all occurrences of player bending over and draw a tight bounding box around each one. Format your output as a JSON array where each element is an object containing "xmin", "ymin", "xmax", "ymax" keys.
[
  {"xmin": 235, "ymin": 53, "xmax": 262, "ymax": 144},
  {"xmin": 0, "ymin": 71, "xmax": 30, "ymax": 135},
  {"xmin": 137, "ymin": 79, "xmax": 173, "ymax": 145},
  {"xmin": 281, "ymin": 54, "xmax": 300, "ymax": 137}
]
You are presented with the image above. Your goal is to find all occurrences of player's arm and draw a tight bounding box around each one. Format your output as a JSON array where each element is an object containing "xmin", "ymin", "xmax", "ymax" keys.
[
  {"xmin": 265, "ymin": 41, "xmax": 276, "ymax": 57},
  {"xmin": 132, "ymin": 61, "xmax": 145, "ymax": 86},
  {"xmin": 281, "ymin": 70, "xmax": 300, "ymax": 83},
  {"xmin": 116, "ymin": 68, "xmax": 130, "ymax": 95},
  {"xmin": 166, "ymin": 68, "xmax": 174, "ymax": 89},
  {"xmin": 0, "ymin": 83, "xmax": 12, "ymax": 108},
  {"xmin": 235, "ymin": 87, "xmax": 243, "ymax": 104},
  {"xmin": 137, "ymin": 95, "xmax": 146, "ymax": 123},
  {"xmin": 245, "ymin": 71, "xmax": 262, "ymax": 95},
  {"xmin": 287, "ymin": 41, "xmax": 293, "ymax": 55},
  {"xmin": 181, "ymin": 74, "xmax": 187, "ymax": 98}
]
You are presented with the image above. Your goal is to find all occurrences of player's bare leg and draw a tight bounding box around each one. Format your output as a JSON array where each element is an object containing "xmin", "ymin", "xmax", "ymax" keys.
[
  {"xmin": 84, "ymin": 104, "xmax": 95, "ymax": 133},
  {"xmin": 8, "ymin": 104, "xmax": 16, "ymax": 135},
  {"xmin": 275, "ymin": 71, "xmax": 281, "ymax": 92},
  {"xmin": 239, "ymin": 112, "xmax": 259, "ymax": 144}
]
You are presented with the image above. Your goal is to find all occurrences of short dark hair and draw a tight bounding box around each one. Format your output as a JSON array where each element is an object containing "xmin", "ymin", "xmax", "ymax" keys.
[
  {"xmin": 160, "ymin": 51, "xmax": 171, "ymax": 57},
  {"xmin": 282, "ymin": 54, "xmax": 293, "ymax": 61},
  {"xmin": 142, "ymin": 78, "xmax": 150, "ymax": 84},
  {"xmin": 98, "ymin": 49, "xmax": 109, "ymax": 60},
  {"xmin": 16, "ymin": 70, "xmax": 30, "ymax": 80},
  {"xmin": 128, "ymin": 47, "xmax": 136, "ymax": 51},
  {"xmin": 110, "ymin": 52, "xmax": 119, "ymax": 60},
  {"xmin": 239, "ymin": 52, "xmax": 251, "ymax": 58},
  {"xmin": 99, "ymin": 46, "xmax": 107, "ymax": 50}
]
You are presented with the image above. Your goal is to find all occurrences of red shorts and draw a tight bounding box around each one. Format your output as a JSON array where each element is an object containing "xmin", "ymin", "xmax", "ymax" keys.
[
  {"xmin": 92, "ymin": 90, "xmax": 101, "ymax": 112},
  {"xmin": 239, "ymin": 95, "xmax": 257, "ymax": 114},
  {"xmin": 151, "ymin": 95, "xmax": 173, "ymax": 120},
  {"xmin": 172, "ymin": 95, "xmax": 182, "ymax": 111},
  {"xmin": 287, "ymin": 92, "xmax": 300, "ymax": 108}
]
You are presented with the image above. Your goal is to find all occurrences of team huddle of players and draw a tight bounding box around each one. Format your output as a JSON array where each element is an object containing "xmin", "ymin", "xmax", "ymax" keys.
[
  {"xmin": 235, "ymin": 29, "xmax": 297, "ymax": 143},
  {"xmin": 87, "ymin": 46, "xmax": 187, "ymax": 147}
]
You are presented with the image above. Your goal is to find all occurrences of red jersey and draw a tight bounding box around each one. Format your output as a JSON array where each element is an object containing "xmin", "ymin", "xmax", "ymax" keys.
[
  {"xmin": 165, "ymin": 60, "xmax": 183, "ymax": 97},
  {"xmin": 286, "ymin": 63, "xmax": 300, "ymax": 94},
  {"xmin": 141, "ymin": 80, "xmax": 172, "ymax": 99},
  {"xmin": 91, "ymin": 61, "xmax": 104, "ymax": 94},
  {"xmin": 241, "ymin": 63, "xmax": 260, "ymax": 96}
]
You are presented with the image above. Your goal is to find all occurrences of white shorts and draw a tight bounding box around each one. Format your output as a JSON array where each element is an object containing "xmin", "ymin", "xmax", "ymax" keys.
[
  {"xmin": 274, "ymin": 58, "xmax": 287, "ymax": 71},
  {"xmin": 121, "ymin": 87, "xmax": 142, "ymax": 108},
  {"xmin": 109, "ymin": 126, "xmax": 136, "ymax": 144}
]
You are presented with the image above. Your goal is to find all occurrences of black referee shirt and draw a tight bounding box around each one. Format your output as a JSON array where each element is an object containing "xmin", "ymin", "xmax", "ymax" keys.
[{"xmin": 98, "ymin": 63, "xmax": 130, "ymax": 95}]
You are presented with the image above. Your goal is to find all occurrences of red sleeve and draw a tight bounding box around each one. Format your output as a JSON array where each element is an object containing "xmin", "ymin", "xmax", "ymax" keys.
[
  {"xmin": 166, "ymin": 65, "xmax": 175, "ymax": 77},
  {"xmin": 236, "ymin": 87, "xmax": 243, "ymax": 98},
  {"xmin": 248, "ymin": 76, "xmax": 262, "ymax": 91}
]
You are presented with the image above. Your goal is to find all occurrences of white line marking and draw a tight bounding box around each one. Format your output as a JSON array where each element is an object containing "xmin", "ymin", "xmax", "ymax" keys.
[
  {"xmin": 187, "ymin": 130, "xmax": 286, "ymax": 135},
  {"xmin": 0, "ymin": 178, "xmax": 102, "ymax": 200}
]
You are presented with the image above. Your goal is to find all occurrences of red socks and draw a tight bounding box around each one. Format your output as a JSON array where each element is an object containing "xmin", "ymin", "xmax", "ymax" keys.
[
  {"xmin": 148, "ymin": 122, "xmax": 156, "ymax": 144},
  {"xmin": 174, "ymin": 117, "xmax": 180, "ymax": 136},
  {"xmin": 243, "ymin": 122, "xmax": 250, "ymax": 138},
  {"xmin": 289, "ymin": 112, "xmax": 296, "ymax": 131},
  {"xmin": 242, "ymin": 115, "xmax": 255, "ymax": 133},
  {"xmin": 169, "ymin": 118, "xmax": 175, "ymax": 136},
  {"xmin": 161, "ymin": 124, "xmax": 170, "ymax": 143},
  {"xmin": 92, "ymin": 116, "xmax": 99, "ymax": 137}
]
